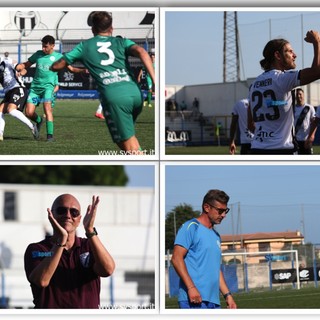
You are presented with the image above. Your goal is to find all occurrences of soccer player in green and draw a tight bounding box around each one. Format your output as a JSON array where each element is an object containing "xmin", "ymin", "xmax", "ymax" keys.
[
  {"xmin": 17, "ymin": 35, "xmax": 86, "ymax": 142},
  {"xmin": 16, "ymin": 35, "xmax": 61, "ymax": 141},
  {"xmin": 51, "ymin": 11, "xmax": 155, "ymax": 153}
]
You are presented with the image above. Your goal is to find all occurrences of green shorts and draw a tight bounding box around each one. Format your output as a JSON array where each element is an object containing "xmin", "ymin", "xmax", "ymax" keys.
[
  {"xmin": 27, "ymin": 86, "xmax": 55, "ymax": 106},
  {"xmin": 101, "ymin": 86, "xmax": 143, "ymax": 143}
]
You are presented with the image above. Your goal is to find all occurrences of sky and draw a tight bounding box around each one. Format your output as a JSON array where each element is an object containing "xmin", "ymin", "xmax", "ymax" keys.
[
  {"xmin": 165, "ymin": 10, "xmax": 320, "ymax": 85},
  {"xmin": 165, "ymin": 164, "xmax": 320, "ymax": 245},
  {"xmin": 125, "ymin": 165, "xmax": 155, "ymax": 187}
]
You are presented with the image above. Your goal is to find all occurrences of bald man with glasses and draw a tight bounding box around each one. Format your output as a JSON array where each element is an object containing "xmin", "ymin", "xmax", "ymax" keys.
[
  {"xmin": 171, "ymin": 189, "xmax": 237, "ymax": 309},
  {"xmin": 24, "ymin": 194, "xmax": 115, "ymax": 308}
]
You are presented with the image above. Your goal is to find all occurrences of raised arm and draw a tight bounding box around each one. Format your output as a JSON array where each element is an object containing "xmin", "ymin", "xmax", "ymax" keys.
[
  {"xmin": 83, "ymin": 196, "xmax": 115, "ymax": 277},
  {"xmin": 27, "ymin": 209, "xmax": 68, "ymax": 288},
  {"xmin": 300, "ymin": 30, "xmax": 320, "ymax": 85}
]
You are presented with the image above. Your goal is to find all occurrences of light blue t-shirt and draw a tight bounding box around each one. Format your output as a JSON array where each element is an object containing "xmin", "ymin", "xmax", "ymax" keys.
[{"xmin": 174, "ymin": 218, "xmax": 222, "ymax": 304}]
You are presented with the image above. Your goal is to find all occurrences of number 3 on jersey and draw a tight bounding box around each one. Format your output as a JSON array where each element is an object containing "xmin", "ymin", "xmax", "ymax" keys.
[
  {"xmin": 251, "ymin": 89, "xmax": 280, "ymax": 122},
  {"xmin": 97, "ymin": 42, "xmax": 115, "ymax": 66}
]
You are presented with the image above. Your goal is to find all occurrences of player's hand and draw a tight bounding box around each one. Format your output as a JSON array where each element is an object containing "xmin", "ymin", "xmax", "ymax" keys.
[
  {"xmin": 47, "ymin": 208, "xmax": 68, "ymax": 243},
  {"xmin": 83, "ymin": 195, "xmax": 99, "ymax": 233},
  {"xmin": 229, "ymin": 142, "xmax": 236, "ymax": 155},
  {"xmin": 188, "ymin": 286, "xmax": 202, "ymax": 305},
  {"xmin": 226, "ymin": 295, "xmax": 237, "ymax": 309},
  {"xmin": 304, "ymin": 30, "xmax": 320, "ymax": 43}
]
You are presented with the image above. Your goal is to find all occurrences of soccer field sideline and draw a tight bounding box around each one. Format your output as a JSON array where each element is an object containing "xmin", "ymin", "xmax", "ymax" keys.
[
  {"xmin": 165, "ymin": 286, "xmax": 320, "ymax": 309},
  {"xmin": 166, "ymin": 145, "xmax": 320, "ymax": 155}
]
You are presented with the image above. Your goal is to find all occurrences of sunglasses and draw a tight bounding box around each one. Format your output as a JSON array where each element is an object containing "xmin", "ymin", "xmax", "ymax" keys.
[
  {"xmin": 55, "ymin": 206, "xmax": 80, "ymax": 218},
  {"xmin": 207, "ymin": 203, "xmax": 230, "ymax": 215}
]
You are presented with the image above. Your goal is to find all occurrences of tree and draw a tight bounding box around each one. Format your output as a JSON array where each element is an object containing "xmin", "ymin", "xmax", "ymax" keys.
[
  {"xmin": 0, "ymin": 165, "xmax": 128, "ymax": 186},
  {"xmin": 165, "ymin": 203, "xmax": 200, "ymax": 252}
]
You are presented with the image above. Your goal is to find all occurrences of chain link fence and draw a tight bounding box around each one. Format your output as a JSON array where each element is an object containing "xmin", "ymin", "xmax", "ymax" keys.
[{"xmin": 166, "ymin": 244, "xmax": 320, "ymax": 297}]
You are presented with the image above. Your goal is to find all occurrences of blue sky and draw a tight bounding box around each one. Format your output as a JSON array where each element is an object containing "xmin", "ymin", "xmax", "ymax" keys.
[
  {"xmin": 165, "ymin": 10, "xmax": 320, "ymax": 85},
  {"xmin": 165, "ymin": 164, "xmax": 320, "ymax": 244},
  {"xmin": 125, "ymin": 165, "xmax": 155, "ymax": 187}
]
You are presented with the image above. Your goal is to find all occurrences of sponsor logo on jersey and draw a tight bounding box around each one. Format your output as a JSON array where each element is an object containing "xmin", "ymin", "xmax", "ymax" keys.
[{"xmin": 255, "ymin": 126, "xmax": 275, "ymax": 142}]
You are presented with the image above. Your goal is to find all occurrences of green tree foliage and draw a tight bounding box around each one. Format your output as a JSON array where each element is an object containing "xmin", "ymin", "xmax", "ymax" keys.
[
  {"xmin": 165, "ymin": 203, "xmax": 200, "ymax": 252},
  {"xmin": 0, "ymin": 165, "xmax": 128, "ymax": 186}
]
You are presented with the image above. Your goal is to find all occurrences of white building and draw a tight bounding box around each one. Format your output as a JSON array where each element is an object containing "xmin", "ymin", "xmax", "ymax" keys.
[
  {"xmin": 0, "ymin": 183, "xmax": 156, "ymax": 309},
  {"xmin": 166, "ymin": 79, "xmax": 320, "ymax": 118}
]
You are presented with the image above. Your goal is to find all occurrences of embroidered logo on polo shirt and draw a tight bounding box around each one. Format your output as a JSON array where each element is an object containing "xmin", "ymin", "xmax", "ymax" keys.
[
  {"xmin": 80, "ymin": 252, "xmax": 91, "ymax": 268},
  {"xmin": 32, "ymin": 251, "xmax": 53, "ymax": 258}
]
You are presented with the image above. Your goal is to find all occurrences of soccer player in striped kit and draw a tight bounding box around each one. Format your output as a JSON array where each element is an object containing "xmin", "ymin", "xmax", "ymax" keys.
[{"xmin": 248, "ymin": 30, "xmax": 320, "ymax": 154}]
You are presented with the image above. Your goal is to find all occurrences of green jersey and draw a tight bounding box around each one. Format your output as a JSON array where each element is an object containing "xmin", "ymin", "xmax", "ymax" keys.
[
  {"xmin": 28, "ymin": 50, "xmax": 62, "ymax": 89},
  {"xmin": 63, "ymin": 35, "xmax": 138, "ymax": 98}
]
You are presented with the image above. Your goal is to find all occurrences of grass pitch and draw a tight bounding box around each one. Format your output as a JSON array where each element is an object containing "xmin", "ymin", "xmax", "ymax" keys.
[
  {"xmin": 165, "ymin": 285, "xmax": 320, "ymax": 309},
  {"xmin": 0, "ymin": 100, "xmax": 155, "ymax": 156},
  {"xmin": 166, "ymin": 145, "xmax": 320, "ymax": 155}
]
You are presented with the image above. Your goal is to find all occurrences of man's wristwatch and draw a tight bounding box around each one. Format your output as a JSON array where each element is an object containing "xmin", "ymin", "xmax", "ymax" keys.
[
  {"xmin": 223, "ymin": 291, "xmax": 232, "ymax": 299},
  {"xmin": 85, "ymin": 227, "xmax": 98, "ymax": 239}
]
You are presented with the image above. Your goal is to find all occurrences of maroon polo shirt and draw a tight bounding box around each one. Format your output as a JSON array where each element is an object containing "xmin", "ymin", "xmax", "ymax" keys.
[{"xmin": 24, "ymin": 236, "xmax": 101, "ymax": 308}]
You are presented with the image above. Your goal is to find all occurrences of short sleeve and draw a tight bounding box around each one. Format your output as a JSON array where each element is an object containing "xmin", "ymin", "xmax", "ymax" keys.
[{"xmin": 174, "ymin": 220, "xmax": 199, "ymax": 251}]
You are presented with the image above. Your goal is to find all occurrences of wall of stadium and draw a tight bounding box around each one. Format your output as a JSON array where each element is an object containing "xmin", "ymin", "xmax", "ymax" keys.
[
  {"xmin": 0, "ymin": 184, "xmax": 155, "ymax": 308},
  {"xmin": 166, "ymin": 80, "xmax": 320, "ymax": 118}
]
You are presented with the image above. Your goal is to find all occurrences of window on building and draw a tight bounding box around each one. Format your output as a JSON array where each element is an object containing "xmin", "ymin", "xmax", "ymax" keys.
[
  {"xmin": 258, "ymin": 242, "xmax": 270, "ymax": 252},
  {"xmin": 3, "ymin": 191, "xmax": 16, "ymax": 221}
]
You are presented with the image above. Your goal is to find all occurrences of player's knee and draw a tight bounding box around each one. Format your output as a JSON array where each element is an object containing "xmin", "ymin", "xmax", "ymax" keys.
[
  {"xmin": 25, "ymin": 108, "xmax": 33, "ymax": 117},
  {"xmin": 7, "ymin": 104, "xmax": 16, "ymax": 113}
]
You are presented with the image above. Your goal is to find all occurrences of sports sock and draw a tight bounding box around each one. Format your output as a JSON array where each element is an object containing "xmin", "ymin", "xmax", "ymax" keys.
[
  {"xmin": 36, "ymin": 115, "xmax": 42, "ymax": 124},
  {"xmin": 97, "ymin": 104, "xmax": 103, "ymax": 113},
  {"xmin": 46, "ymin": 120, "xmax": 54, "ymax": 135},
  {"xmin": 9, "ymin": 109, "xmax": 33, "ymax": 130}
]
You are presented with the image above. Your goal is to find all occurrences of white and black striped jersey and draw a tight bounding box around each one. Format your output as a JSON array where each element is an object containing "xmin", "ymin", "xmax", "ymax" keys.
[
  {"xmin": 0, "ymin": 60, "xmax": 25, "ymax": 94},
  {"xmin": 294, "ymin": 104, "xmax": 316, "ymax": 141},
  {"xmin": 249, "ymin": 69, "xmax": 300, "ymax": 150}
]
